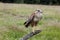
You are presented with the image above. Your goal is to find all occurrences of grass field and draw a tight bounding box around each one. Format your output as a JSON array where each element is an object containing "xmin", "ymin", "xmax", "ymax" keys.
[{"xmin": 0, "ymin": 3, "xmax": 60, "ymax": 40}]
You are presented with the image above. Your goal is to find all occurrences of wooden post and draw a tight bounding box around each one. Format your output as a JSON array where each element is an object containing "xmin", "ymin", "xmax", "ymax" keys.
[{"xmin": 20, "ymin": 30, "xmax": 41, "ymax": 40}]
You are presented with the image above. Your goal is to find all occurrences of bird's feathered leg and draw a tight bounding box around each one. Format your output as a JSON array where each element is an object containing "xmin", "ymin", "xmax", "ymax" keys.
[
  {"xmin": 32, "ymin": 26, "xmax": 36, "ymax": 32},
  {"xmin": 32, "ymin": 26, "xmax": 40, "ymax": 33},
  {"xmin": 31, "ymin": 22, "xmax": 36, "ymax": 33},
  {"xmin": 31, "ymin": 21, "xmax": 38, "ymax": 33}
]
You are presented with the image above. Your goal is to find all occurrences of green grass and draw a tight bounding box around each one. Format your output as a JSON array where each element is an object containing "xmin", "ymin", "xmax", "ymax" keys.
[
  {"xmin": 29, "ymin": 26, "xmax": 60, "ymax": 40},
  {"xmin": 0, "ymin": 3, "xmax": 60, "ymax": 40}
]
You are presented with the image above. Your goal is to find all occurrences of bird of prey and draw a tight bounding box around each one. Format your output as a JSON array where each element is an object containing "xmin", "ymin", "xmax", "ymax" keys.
[{"xmin": 24, "ymin": 9, "xmax": 43, "ymax": 32}]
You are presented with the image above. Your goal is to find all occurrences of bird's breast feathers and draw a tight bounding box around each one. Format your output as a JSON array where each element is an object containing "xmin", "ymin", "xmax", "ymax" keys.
[{"xmin": 34, "ymin": 13, "xmax": 43, "ymax": 21}]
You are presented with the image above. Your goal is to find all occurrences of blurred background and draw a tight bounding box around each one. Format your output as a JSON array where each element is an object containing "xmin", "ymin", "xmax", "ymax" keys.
[
  {"xmin": 0, "ymin": 0, "xmax": 60, "ymax": 5},
  {"xmin": 0, "ymin": 0, "xmax": 60, "ymax": 40}
]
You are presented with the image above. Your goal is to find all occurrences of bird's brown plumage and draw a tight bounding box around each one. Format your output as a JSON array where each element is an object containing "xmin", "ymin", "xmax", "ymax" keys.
[{"xmin": 24, "ymin": 9, "xmax": 43, "ymax": 32}]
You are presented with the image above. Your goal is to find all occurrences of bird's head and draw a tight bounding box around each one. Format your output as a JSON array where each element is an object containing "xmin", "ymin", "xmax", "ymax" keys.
[{"xmin": 35, "ymin": 9, "xmax": 43, "ymax": 13}]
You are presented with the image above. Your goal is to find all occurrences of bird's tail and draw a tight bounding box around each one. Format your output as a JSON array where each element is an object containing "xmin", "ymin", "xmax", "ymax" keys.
[{"xmin": 24, "ymin": 19, "xmax": 32, "ymax": 28}]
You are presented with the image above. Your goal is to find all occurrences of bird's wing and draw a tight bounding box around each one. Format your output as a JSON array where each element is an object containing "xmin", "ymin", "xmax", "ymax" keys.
[{"xmin": 24, "ymin": 13, "xmax": 35, "ymax": 28}]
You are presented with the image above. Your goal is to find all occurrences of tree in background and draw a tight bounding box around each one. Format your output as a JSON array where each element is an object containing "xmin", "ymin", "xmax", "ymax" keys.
[
  {"xmin": 1, "ymin": 0, "xmax": 14, "ymax": 3},
  {"xmin": 14, "ymin": 0, "xmax": 24, "ymax": 3},
  {"xmin": 0, "ymin": 0, "xmax": 60, "ymax": 5}
]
